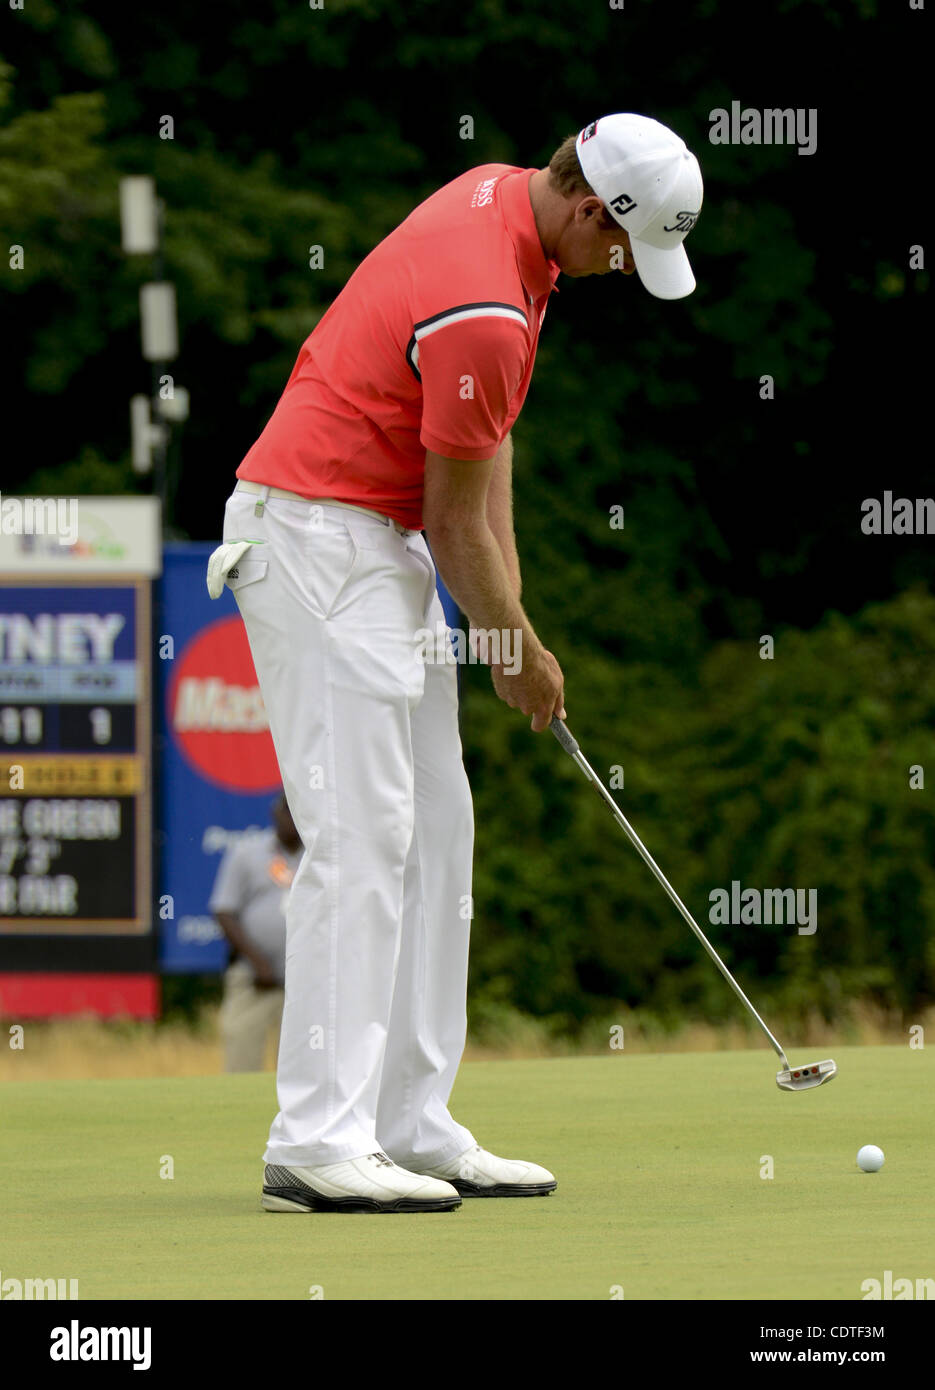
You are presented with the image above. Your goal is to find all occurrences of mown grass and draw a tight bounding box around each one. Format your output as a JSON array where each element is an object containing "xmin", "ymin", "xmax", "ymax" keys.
[{"xmin": 3, "ymin": 1048, "xmax": 932, "ymax": 1300}]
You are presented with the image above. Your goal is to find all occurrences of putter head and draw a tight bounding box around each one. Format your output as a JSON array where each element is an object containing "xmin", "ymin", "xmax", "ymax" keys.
[{"xmin": 776, "ymin": 1058, "xmax": 837, "ymax": 1091}]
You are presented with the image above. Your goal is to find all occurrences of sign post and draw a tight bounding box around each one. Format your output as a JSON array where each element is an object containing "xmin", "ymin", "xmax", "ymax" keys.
[{"xmin": 0, "ymin": 497, "xmax": 160, "ymax": 1018}]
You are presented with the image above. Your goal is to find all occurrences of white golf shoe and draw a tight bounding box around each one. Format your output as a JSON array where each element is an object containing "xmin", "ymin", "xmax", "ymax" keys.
[
  {"xmin": 261, "ymin": 1151, "xmax": 461, "ymax": 1213},
  {"xmin": 416, "ymin": 1144, "xmax": 557, "ymax": 1197}
]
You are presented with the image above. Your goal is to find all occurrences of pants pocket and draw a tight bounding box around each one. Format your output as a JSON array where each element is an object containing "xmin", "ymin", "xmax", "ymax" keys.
[
  {"xmin": 206, "ymin": 540, "xmax": 266, "ymax": 598},
  {"xmin": 405, "ymin": 536, "xmax": 440, "ymax": 625},
  {"xmin": 304, "ymin": 523, "xmax": 360, "ymax": 620},
  {"xmin": 224, "ymin": 557, "xmax": 269, "ymax": 592}
]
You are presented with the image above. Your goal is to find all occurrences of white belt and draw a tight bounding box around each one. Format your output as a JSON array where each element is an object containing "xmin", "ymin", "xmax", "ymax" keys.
[{"xmin": 235, "ymin": 479, "xmax": 412, "ymax": 535}]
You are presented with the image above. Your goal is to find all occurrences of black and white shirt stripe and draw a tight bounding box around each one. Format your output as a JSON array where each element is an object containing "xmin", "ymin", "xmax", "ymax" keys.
[{"xmin": 406, "ymin": 301, "xmax": 529, "ymax": 380}]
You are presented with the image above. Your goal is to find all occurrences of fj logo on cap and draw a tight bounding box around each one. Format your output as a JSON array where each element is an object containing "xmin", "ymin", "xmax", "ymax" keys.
[
  {"xmin": 609, "ymin": 192, "xmax": 638, "ymax": 217},
  {"xmin": 663, "ymin": 210, "xmax": 699, "ymax": 234},
  {"xmin": 580, "ymin": 121, "xmax": 599, "ymax": 142}
]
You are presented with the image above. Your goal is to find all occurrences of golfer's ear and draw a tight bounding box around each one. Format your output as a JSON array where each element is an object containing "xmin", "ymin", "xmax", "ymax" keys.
[{"xmin": 576, "ymin": 196, "xmax": 604, "ymax": 222}]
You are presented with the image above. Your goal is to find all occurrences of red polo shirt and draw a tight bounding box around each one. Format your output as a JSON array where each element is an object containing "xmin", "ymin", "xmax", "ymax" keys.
[{"xmin": 236, "ymin": 165, "xmax": 560, "ymax": 530}]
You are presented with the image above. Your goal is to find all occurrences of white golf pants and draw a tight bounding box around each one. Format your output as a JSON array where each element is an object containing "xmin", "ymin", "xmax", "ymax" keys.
[{"xmin": 221, "ymin": 486, "xmax": 476, "ymax": 1169}]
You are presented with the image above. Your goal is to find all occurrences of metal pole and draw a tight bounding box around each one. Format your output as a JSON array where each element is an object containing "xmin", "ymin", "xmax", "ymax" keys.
[{"xmin": 151, "ymin": 198, "xmax": 169, "ymax": 539}]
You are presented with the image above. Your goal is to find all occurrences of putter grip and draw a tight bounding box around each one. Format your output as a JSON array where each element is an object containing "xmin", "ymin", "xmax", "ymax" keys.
[{"xmin": 550, "ymin": 716, "xmax": 579, "ymax": 755}]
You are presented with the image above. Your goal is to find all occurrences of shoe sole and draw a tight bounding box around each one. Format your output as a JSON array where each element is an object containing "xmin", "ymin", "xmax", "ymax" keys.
[
  {"xmin": 262, "ymin": 1186, "xmax": 460, "ymax": 1214},
  {"xmin": 449, "ymin": 1180, "xmax": 557, "ymax": 1198}
]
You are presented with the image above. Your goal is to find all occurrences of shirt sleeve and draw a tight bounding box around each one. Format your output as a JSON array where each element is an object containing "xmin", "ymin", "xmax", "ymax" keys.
[
  {"xmin": 208, "ymin": 843, "xmax": 249, "ymax": 915},
  {"xmin": 417, "ymin": 311, "xmax": 529, "ymax": 460}
]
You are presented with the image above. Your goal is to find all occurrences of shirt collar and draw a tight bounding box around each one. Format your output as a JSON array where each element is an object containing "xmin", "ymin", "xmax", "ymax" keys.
[{"xmin": 498, "ymin": 168, "xmax": 560, "ymax": 303}]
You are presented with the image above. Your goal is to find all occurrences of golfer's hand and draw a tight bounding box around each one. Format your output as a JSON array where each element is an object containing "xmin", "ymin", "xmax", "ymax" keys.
[{"xmin": 491, "ymin": 646, "xmax": 565, "ymax": 732}]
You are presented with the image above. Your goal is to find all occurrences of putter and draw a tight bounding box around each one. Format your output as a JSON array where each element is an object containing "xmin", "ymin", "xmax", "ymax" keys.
[{"xmin": 549, "ymin": 717, "xmax": 837, "ymax": 1092}]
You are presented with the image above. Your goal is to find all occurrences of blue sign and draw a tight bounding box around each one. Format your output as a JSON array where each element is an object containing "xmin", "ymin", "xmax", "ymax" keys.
[{"xmin": 156, "ymin": 545, "xmax": 275, "ymax": 971}]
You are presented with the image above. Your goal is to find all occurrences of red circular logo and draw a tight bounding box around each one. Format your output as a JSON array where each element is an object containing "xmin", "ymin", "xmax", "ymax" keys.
[{"xmin": 167, "ymin": 616, "xmax": 280, "ymax": 792}]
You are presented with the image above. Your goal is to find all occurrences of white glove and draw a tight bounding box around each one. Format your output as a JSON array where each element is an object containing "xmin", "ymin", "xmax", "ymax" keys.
[{"xmin": 206, "ymin": 540, "xmax": 255, "ymax": 599}]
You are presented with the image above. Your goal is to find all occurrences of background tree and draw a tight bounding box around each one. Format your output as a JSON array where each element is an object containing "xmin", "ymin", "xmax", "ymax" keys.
[{"xmin": 1, "ymin": 0, "xmax": 930, "ymax": 1033}]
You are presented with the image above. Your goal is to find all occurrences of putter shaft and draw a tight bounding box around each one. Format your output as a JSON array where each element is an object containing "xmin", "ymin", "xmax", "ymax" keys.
[{"xmin": 550, "ymin": 717, "xmax": 790, "ymax": 1070}]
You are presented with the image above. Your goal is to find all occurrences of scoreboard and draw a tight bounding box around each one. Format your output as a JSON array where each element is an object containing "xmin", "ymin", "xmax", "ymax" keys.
[{"xmin": 0, "ymin": 578, "xmax": 151, "ymax": 933}]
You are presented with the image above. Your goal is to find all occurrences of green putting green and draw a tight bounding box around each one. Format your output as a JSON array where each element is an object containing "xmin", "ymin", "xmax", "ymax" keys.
[{"xmin": 2, "ymin": 1046, "xmax": 931, "ymax": 1300}]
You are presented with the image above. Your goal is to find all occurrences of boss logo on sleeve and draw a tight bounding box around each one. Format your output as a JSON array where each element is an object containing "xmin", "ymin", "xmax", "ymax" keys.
[{"xmin": 470, "ymin": 177, "xmax": 498, "ymax": 209}]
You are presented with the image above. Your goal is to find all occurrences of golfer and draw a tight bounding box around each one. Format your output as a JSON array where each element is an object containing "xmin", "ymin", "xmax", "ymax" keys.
[{"xmin": 208, "ymin": 114, "xmax": 703, "ymax": 1212}]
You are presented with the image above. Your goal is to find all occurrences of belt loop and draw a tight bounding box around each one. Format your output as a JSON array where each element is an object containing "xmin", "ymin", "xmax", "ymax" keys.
[{"xmin": 254, "ymin": 485, "xmax": 271, "ymax": 518}]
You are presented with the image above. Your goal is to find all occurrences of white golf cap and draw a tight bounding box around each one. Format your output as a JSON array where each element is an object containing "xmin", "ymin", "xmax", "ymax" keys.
[{"xmin": 575, "ymin": 114, "xmax": 703, "ymax": 299}]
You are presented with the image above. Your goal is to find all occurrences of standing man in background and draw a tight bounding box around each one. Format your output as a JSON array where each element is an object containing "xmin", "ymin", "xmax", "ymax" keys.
[
  {"xmin": 210, "ymin": 793, "xmax": 302, "ymax": 1073},
  {"xmin": 208, "ymin": 114, "xmax": 702, "ymax": 1212}
]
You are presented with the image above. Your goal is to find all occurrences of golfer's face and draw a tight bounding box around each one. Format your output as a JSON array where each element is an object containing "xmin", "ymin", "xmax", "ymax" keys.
[
  {"xmin": 600, "ymin": 226, "xmax": 636, "ymax": 277},
  {"xmin": 561, "ymin": 217, "xmax": 636, "ymax": 278}
]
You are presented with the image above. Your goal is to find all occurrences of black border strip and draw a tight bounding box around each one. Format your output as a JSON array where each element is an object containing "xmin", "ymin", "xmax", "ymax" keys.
[{"xmin": 405, "ymin": 300, "xmax": 529, "ymax": 380}]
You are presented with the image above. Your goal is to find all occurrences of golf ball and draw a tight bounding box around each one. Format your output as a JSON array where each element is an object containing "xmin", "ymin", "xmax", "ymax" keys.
[{"xmin": 857, "ymin": 1145, "xmax": 885, "ymax": 1172}]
